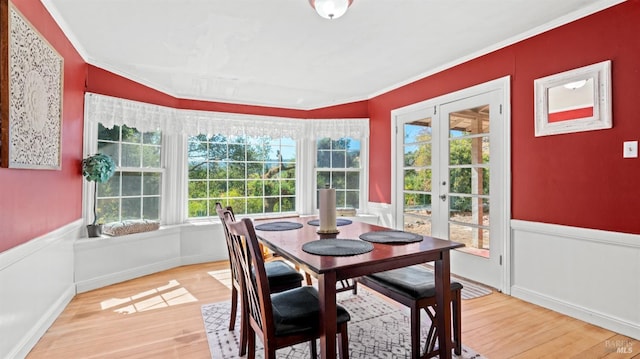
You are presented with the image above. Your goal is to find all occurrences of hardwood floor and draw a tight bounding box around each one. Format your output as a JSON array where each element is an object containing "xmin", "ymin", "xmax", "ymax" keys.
[{"xmin": 27, "ymin": 262, "xmax": 638, "ymax": 358}]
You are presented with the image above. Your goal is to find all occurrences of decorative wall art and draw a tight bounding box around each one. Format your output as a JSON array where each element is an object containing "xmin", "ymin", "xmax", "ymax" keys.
[
  {"xmin": 0, "ymin": 1, "xmax": 64, "ymax": 169},
  {"xmin": 534, "ymin": 60, "xmax": 611, "ymax": 137}
]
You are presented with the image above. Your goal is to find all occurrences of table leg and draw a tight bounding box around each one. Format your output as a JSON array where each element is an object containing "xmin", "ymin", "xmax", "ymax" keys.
[
  {"xmin": 435, "ymin": 250, "xmax": 453, "ymax": 359},
  {"xmin": 318, "ymin": 271, "xmax": 338, "ymax": 359}
]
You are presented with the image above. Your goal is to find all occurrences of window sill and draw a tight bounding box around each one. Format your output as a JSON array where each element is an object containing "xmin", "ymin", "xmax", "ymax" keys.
[{"xmin": 76, "ymin": 225, "xmax": 182, "ymax": 247}]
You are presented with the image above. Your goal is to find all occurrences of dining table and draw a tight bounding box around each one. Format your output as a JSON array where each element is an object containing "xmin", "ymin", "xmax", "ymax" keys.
[{"xmin": 255, "ymin": 216, "xmax": 465, "ymax": 359}]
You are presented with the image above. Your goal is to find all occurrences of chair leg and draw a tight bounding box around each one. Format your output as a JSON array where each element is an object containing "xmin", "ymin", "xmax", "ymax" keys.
[
  {"xmin": 423, "ymin": 307, "xmax": 438, "ymax": 358},
  {"xmin": 295, "ymin": 264, "xmax": 313, "ymax": 285},
  {"xmin": 239, "ymin": 291, "xmax": 248, "ymax": 356},
  {"xmin": 266, "ymin": 345, "xmax": 277, "ymax": 359},
  {"xmin": 339, "ymin": 323, "xmax": 350, "ymax": 359},
  {"xmin": 453, "ymin": 289, "xmax": 462, "ymax": 355},
  {"xmin": 410, "ymin": 304, "xmax": 421, "ymax": 359},
  {"xmin": 310, "ymin": 338, "xmax": 317, "ymax": 358},
  {"xmin": 247, "ymin": 327, "xmax": 256, "ymax": 359},
  {"xmin": 336, "ymin": 279, "xmax": 357, "ymax": 294},
  {"xmin": 229, "ymin": 286, "xmax": 238, "ymax": 331}
]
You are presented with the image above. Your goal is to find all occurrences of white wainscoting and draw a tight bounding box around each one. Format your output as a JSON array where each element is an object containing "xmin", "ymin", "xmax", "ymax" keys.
[
  {"xmin": 0, "ymin": 219, "xmax": 82, "ymax": 359},
  {"xmin": 367, "ymin": 202, "xmax": 393, "ymax": 228},
  {"xmin": 180, "ymin": 222, "xmax": 228, "ymax": 266},
  {"xmin": 511, "ymin": 220, "xmax": 640, "ymax": 340},
  {"xmin": 2, "ymin": 220, "xmax": 228, "ymax": 358},
  {"xmin": 75, "ymin": 222, "xmax": 228, "ymax": 293}
]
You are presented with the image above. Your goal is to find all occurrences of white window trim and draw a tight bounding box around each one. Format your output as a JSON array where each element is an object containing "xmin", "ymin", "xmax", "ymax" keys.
[{"xmin": 83, "ymin": 93, "xmax": 369, "ymax": 225}]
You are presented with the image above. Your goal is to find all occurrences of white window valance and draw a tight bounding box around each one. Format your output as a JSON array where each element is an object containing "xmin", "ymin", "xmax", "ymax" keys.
[{"xmin": 85, "ymin": 93, "xmax": 369, "ymax": 140}]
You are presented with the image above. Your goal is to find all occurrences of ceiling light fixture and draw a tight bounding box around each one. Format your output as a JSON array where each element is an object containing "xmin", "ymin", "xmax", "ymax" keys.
[{"xmin": 309, "ymin": 0, "xmax": 353, "ymax": 20}]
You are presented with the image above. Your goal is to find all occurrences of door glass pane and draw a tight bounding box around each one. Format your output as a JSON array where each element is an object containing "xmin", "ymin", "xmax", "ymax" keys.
[
  {"xmin": 449, "ymin": 138, "xmax": 490, "ymax": 165},
  {"xmin": 403, "ymin": 117, "xmax": 433, "ymax": 236},
  {"xmin": 449, "ymin": 167, "xmax": 489, "ymax": 195},
  {"xmin": 449, "ymin": 105, "xmax": 490, "ymax": 258},
  {"xmin": 449, "ymin": 223, "xmax": 490, "ymax": 253},
  {"xmin": 404, "ymin": 169, "xmax": 432, "ymax": 191},
  {"xmin": 449, "ymin": 105, "xmax": 490, "ymax": 136},
  {"xmin": 404, "ymin": 193, "xmax": 432, "ymax": 236},
  {"xmin": 449, "ymin": 197, "xmax": 489, "ymax": 225}
]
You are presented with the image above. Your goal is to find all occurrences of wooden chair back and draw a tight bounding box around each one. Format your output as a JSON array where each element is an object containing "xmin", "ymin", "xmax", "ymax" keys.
[
  {"xmin": 215, "ymin": 203, "xmax": 243, "ymax": 292},
  {"xmin": 222, "ymin": 213, "xmax": 274, "ymax": 341}
]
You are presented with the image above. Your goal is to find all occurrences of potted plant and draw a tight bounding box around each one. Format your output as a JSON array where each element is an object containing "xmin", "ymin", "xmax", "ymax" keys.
[{"xmin": 82, "ymin": 153, "xmax": 115, "ymax": 237}]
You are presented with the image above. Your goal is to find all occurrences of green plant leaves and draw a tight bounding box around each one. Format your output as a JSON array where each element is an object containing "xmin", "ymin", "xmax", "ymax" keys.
[{"xmin": 82, "ymin": 153, "xmax": 116, "ymax": 183}]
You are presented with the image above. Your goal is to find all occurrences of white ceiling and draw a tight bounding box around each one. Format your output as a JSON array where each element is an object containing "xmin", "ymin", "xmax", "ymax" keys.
[{"xmin": 42, "ymin": 0, "xmax": 623, "ymax": 110}]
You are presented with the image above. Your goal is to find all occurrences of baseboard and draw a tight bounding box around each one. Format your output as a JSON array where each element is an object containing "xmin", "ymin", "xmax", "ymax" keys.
[
  {"xmin": 181, "ymin": 253, "xmax": 219, "ymax": 266},
  {"xmin": 75, "ymin": 257, "xmax": 182, "ymax": 293},
  {"xmin": 511, "ymin": 285, "xmax": 640, "ymax": 340}
]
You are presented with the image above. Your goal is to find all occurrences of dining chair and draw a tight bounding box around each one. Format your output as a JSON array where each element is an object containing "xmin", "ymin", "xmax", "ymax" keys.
[
  {"xmin": 215, "ymin": 203, "xmax": 304, "ymax": 355},
  {"xmin": 357, "ymin": 265, "xmax": 462, "ymax": 359},
  {"xmin": 224, "ymin": 213, "xmax": 351, "ymax": 359}
]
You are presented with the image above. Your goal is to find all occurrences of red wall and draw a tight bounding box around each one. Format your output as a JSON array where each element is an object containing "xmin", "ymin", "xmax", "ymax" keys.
[
  {"xmin": 0, "ymin": 0, "xmax": 86, "ymax": 252},
  {"xmin": 3, "ymin": 0, "xmax": 638, "ymax": 253},
  {"xmin": 368, "ymin": 0, "xmax": 640, "ymax": 234}
]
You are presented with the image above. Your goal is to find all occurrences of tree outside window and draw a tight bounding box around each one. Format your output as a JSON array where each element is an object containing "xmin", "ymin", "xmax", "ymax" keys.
[
  {"xmin": 187, "ymin": 134, "xmax": 296, "ymax": 217},
  {"xmin": 316, "ymin": 137, "xmax": 361, "ymax": 209}
]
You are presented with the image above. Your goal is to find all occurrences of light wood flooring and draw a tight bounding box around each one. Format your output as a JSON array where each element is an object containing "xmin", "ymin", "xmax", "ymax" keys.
[{"xmin": 26, "ymin": 262, "xmax": 638, "ymax": 359}]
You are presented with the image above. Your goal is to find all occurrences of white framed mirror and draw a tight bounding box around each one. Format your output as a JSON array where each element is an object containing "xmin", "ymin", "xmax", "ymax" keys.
[{"xmin": 534, "ymin": 60, "xmax": 611, "ymax": 137}]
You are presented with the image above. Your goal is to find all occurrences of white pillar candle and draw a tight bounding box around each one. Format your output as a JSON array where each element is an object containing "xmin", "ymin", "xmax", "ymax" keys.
[{"xmin": 318, "ymin": 187, "xmax": 338, "ymax": 233}]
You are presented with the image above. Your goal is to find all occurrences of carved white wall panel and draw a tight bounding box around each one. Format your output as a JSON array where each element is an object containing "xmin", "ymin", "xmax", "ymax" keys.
[{"xmin": 8, "ymin": 4, "xmax": 63, "ymax": 169}]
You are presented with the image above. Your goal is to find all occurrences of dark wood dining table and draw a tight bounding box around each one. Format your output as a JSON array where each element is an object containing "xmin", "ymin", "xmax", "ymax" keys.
[{"xmin": 255, "ymin": 216, "xmax": 464, "ymax": 359}]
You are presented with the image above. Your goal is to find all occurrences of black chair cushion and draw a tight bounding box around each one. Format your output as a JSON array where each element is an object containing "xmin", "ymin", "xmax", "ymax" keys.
[
  {"xmin": 271, "ymin": 286, "xmax": 351, "ymax": 337},
  {"xmin": 264, "ymin": 260, "xmax": 304, "ymax": 287},
  {"xmin": 366, "ymin": 265, "xmax": 463, "ymax": 300}
]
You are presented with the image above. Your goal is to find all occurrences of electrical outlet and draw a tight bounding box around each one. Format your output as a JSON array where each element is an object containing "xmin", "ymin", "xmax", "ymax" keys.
[{"xmin": 623, "ymin": 141, "xmax": 638, "ymax": 158}]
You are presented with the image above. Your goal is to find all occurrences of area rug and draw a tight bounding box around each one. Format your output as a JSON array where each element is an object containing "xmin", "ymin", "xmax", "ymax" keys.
[
  {"xmin": 201, "ymin": 289, "xmax": 484, "ymax": 359},
  {"xmin": 452, "ymin": 276, "xmax": 493, "ymax": 300},
  {"xmin": 414, "ymin": 266, "xmax": 494, "ymax": 300}
]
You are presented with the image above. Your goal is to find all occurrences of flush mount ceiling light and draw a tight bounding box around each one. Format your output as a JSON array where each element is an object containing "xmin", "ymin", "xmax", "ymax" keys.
[{"xmin": 309, "ymin": 0, "xmax": 353, "ymax": 19}]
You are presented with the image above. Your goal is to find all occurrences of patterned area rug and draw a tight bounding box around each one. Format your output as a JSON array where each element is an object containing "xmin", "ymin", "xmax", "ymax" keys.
[
  {"xmin": 202, "ymin": 289, "xmax": 485, "ymax": 359},
  {"xmin": 413, "ymin": 265, "xmax": 494, "ymax": 300},
  {"xmin": 452, "ymin": 277, "xmax": 493, "ymax": 300}
]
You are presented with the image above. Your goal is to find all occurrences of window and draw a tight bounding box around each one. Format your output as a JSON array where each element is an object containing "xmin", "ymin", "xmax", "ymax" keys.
[
  {"xmin": 316, "ymin": 137, "xmax": 362, "ymax": 209},
  {"xmin": 84, "ymin": 93, "xmax": 369, "ymax": 225},
  {"xmin": 95, "ymin": 124, "xmax": 163, "ymax": 223},
  {"xmin": 187, "ymin": 134, "xmax": 296, "ymax": 217}
]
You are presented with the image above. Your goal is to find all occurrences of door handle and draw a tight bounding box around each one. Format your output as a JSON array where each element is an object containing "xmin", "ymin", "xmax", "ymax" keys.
[{"xmin": 439, "ymin": 194, "xmax": 447, "ymax": 201}]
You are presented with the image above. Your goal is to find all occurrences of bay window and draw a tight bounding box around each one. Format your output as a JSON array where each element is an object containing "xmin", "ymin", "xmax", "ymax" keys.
[{"xmin": 83, "ymin": 93, "xmax": 369, "ymax": 227}]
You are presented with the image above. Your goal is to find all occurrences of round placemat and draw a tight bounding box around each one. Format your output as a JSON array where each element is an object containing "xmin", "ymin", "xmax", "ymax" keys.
[
  {"xmin": 254, "ymin": 221, "xmax": 303, "ymax": 231},
  {"xmin": 302, "ymin": 239, "xmax": 374, "ymax": 256},
  {"xmin": 307, "ymin": 218, "xmax": 353, "ymax": 227},
  {"xmin": 359, "ymin": 230, "xmax": 423, "ymax": 244}
]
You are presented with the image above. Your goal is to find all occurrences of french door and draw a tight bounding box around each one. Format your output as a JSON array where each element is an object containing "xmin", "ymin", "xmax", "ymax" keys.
[{"xmin": 394, "ymin": 78, "xmax": 509, "ymax": 290}]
